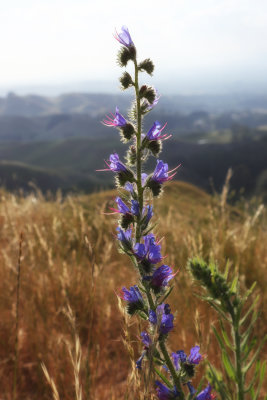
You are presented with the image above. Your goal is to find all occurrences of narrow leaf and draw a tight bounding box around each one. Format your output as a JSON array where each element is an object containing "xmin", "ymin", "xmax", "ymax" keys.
[
  {"xmin": 154, "ymin": 367, "xmax": 172, "ymax": 389},
  {"xmin": 222, "ymin": 350, "xmax": 236, "ymax": 380}
]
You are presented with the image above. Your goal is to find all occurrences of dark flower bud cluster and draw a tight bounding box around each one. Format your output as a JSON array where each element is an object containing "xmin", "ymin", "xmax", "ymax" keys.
[
  {"xmin": 138, "ymin": 58, "xmax": 155, "ymax": 75},
  {"xmin": 98, "ymin": 26, "xmax": 216, "ymax": 400}
]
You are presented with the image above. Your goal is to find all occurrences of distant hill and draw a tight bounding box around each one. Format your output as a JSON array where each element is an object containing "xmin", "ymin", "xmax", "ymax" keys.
[
  {"xmin": 1, "ymin": 92, "xmax": 267, "ymax": 117},
  {"xmin": 0, "ymin": 136, "xmax": 266, "ymax": 198}
]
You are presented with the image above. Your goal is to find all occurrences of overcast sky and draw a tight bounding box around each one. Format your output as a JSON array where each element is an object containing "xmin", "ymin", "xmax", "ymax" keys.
[{"xmin": 1, "ymin": 0, "xmax": 267, "ymax": 94}]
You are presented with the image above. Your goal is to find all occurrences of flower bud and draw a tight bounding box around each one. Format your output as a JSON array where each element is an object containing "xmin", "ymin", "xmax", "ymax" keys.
[
  {"xmin": 120, "ymin": 213, "xmax": 134, "ymax": 230},
  {"xmin": 119, "ymin": 71, "xmax": 134, "ymax": 90},
  {"xmin": 116, "ymin": 168, "xmax": 135, "ymax": 187},
  {"xmin": 120, "ymin": 123, "xmax": 135, "ymax": 142},
  {"xmin": 126, "ymin": 146, "xmax": 137, "ymax": 166},
  {"xmin": 138, "ymin": 58, "xmax": 155, "ymax": 75},
  {"xmin": 146, "ymin": 177, "xmax": 162, "ymax": 197},
  {"xmin": 139, "ymin": 86, "xmax": 156, "ymax": 104},
  {"xmin": 147, "ymin": 140, "xmax": 162, "ymax": 156},
  {"xmin": 117, "ymin": 46, "xmax": 136, "ymax": 67}
]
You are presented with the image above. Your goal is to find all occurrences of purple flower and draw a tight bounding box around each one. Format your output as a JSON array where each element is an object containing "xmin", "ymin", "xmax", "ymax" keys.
[
  {"xmin": 134, "ymin": 233, "xmax": 162, "ymax": 265},
  {"xmin": 103, "ymin": 107, "xmax": 127, "ymax": 127},
  {"xmin": 134, "ymin": 243, "xmax": 147, "ymax": 259},
  {"xmin": 151, "ymin": 265, "xmax": 174, "ymax": 289},
  {"xmin": 146, "ymin": 121, "xmax": 171, "ymax": 141},
  {"xmin": 187, "ymin": 382, "xmax": 196, "ymax": 396},
  {"xmin": 155, "ymin": 381, "xmax": 180, "ymax": 399},
  {"xmin": 149, "ymin": 309, "xmax": 157, "ymax": 324},
  {"xmin": 115, "ymin": 196, "xmax": 130, "ymax": 214},
  {"xmin": 117, "ymin": 227, "xmax": 132, "ymax": 243},
  {"xmin": 141, "ymin": 331, "xmax": 151, "ymax": 348},
  {"xmin": 171, "ymin": 346, "xmax": 203, "ymax": 371},
  {"xmin": 136, "ymin": 351, "xmax": 146, "ymax": 370},
  {"xmin": 144, "ymin": 90, "xmax": 160, "ymax": 111},
  {"xmin": 188, "ymin": 345, "xmax": 202, "ymax": 364},
  {"xmin": 141, "ymin": 173, "xmax": 148, "ymax": 186},
  {"xmin": 114, "ymin": 26, "xmax": 134, "ymax": 47},
  {"xmin": 120, "ymin": 285, "xmax": 144, "ymax": 316},
  {"xmin": 125, "ymin": 182, "xmax": 134, "ymax": 193},
  {"xmin": 149, "ymin": 304, "xmax": 174, "ymax": 335},
  {"xmin": 145, "ymin": 205, "xmax": 153, "ymax": 223},
  {"xmin": 121, "ymin": 285, "xmax": 143, "ymax": 303},
  {"xmin": 147, "ymin": 243, "xmax": 162, "ymax": 264},
  {"xmin": 196, "ymin": 384, "xmax": 216, "ymax": 400},
  {"xmin": 131, "ymin": 200, "xmax": 140, "ymax": 216},
  {"xmin": 108, "ymin": 153, "xmax": 127, "ymax": 172}
]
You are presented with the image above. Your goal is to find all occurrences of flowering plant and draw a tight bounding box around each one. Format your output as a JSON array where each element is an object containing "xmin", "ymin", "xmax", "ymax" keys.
[{"xmin": 100, "ymin": 26, "xmax": 216, "ymax": 399}]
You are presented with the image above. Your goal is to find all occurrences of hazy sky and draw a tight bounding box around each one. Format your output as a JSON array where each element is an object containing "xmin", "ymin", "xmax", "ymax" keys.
[{"xmin": 1, "ymin": 0, "xmax": 267, "ymax": 94}]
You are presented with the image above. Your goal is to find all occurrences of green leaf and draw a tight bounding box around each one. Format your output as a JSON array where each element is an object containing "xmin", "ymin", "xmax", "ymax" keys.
[
  {"xmin": 242, "ymin": 337, "xmax": 257, "ymax": 363},
  {"xmin": 206, "ymin": 299, "xmax": 230, "ymax": 322},
  {"xmin": 158, "ymin": 286, "xmax": 174, "ymax": 305},
  {"xmin": 244, "ymin": 360, "xmax": 260, "ymax": 393},
  {"xmin": 219, "ymin": 320, "xmax": 234, "ymax": 350},
  {"xmin": 241, "ymin": 310, "xmax": 259, "ymax": 350},
  {"xmin": 241, "ymin": 281, "xmax": 257, "ymax": 304},
  {"xmin": 243, "ymin": 335, "xmax": 267, "ymax": 375},
  {"xmin": 222, "ymin": 350, "xmax": 236, "ymax": 380},
  {"xmin": 207, "ymin": 362, "xmax": 231, "ymax": 400},
  {"xmin": 230, "ymin": 275, "xmax": 238, "ymax": 294},
  {"xmin": 254, "ymin": 360, "xmax": 266, "ymax": 400},
  {"xmin": 223, "ymin": 260, "xmax": 231, "ymax": 279},
  {"xmin": 212, "ymin": 325, "xmax": 227, "ymax": 352},
  {"xmin": 240, "ymin": 295, "xmax": 259, "ymax": 326},
  {"xmin": 154, "ymin": 367, "xmax": 172, "ymax": 389}
]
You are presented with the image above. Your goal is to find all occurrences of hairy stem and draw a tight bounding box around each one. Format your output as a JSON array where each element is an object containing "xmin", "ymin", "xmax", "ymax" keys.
[
  {"xmin": 159, "ymin": 341, "xmax": 184, "ymax": 399},
  {"xmin": 134, "ymin": 58, "xmax": 143, "ymax": 243}
]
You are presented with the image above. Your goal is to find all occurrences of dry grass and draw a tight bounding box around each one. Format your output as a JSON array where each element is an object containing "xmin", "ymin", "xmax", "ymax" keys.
[{"xmin": 0, "ymin": 181, "xmax": 266, "ymax": 399}]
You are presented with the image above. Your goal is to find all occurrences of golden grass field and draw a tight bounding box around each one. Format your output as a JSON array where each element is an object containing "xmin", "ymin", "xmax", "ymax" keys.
[{"xmin": 0, "ymin": 180, "xmax": 266, "ymax": 399}]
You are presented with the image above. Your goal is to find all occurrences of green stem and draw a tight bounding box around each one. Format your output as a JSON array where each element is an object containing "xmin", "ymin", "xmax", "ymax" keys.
[
  {"xmin": 134, "ymin": 58, "xmax": 143, "ymax": 243},
  {"xmin": 159, "ymin": 341, "xmax": 184, "ymax": 399}
]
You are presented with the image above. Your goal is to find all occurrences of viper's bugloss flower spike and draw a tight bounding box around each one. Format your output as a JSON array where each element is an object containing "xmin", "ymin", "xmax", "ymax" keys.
[
  {"xmin": 196, "ymin": 384, "xmax": 216, "ymax": 400},
  {"xmin": 114, "ymin": 26, "xmax": 134, "ymax": 47},
  {"xmin": 155, "ymin": 381, "xmax": 180, "ymax": 399}
]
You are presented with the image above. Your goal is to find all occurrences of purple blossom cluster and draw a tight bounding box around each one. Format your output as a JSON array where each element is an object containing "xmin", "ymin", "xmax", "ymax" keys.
[{"xmin": 99, "ymin": 26, "xmax": 216, "ymax": 400}]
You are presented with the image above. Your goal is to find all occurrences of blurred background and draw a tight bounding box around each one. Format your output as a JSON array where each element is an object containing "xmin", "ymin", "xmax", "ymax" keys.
[{"xmin": 0, "ymin": 0, "xmax": 267, "ymax": 200}]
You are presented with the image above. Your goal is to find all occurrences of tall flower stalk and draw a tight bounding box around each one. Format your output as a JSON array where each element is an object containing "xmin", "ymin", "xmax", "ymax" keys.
[{"xmin": 100, "ymin": 26, "xmax": 215, "ymax": 399}]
